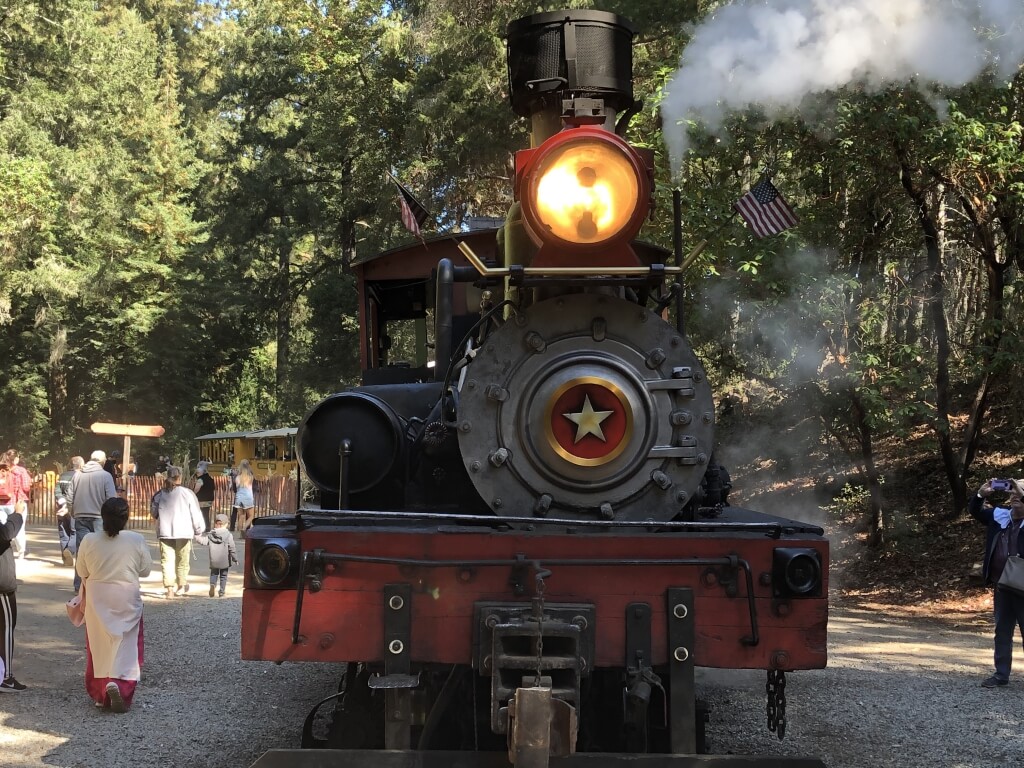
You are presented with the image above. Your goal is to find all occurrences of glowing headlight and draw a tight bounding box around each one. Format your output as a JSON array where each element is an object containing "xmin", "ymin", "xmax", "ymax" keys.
[
  {"xmin": 533, "ymin": 142, "xmax": 638, "ymax": 243},
  {"xmin": 525, "ymin": 134, "xmax": 644, "ymax": 247}
]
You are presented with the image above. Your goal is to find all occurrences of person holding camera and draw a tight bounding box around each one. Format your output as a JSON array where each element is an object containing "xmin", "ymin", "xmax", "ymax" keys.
[{"xmin": 969, "ymin": 478, "xmax": 1024, "ymax": 688}]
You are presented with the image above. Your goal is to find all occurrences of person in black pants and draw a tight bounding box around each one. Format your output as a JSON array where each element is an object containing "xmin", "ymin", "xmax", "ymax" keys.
[
  {"xmin": 55, "ymin": 456, "xmax": 84, "ymax": 566},
  {"xmin": 0, "ymin": 506, "xmax": 25, "ymax": 691},
  {"xmin": 192, "ymin": 460, "xmax": 216, "ymax": 532},
  {"xmin": 969, "ymin": 478, "xmax": 1024, "ymax": 688}
]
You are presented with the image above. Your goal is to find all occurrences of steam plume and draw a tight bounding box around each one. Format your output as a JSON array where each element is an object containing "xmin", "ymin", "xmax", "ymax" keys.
[{"xmin": 662, "ymin": 0, "xmax": 1024, "ymax": 173}]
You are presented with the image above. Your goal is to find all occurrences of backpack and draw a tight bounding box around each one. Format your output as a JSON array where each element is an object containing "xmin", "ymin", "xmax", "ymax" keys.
[
  {"xmin": 55, "ymin": 470, "xmax": 75, "ymax": 503},
  {"xmin": 150, "ymin": 489, "xmax": 163, "ymax": 518}
]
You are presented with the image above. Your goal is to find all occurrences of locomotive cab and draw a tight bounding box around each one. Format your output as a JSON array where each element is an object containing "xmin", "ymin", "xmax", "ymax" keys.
[{"xmin": 243, "ymin": 9, "xmax": 828, "ymax": 768}]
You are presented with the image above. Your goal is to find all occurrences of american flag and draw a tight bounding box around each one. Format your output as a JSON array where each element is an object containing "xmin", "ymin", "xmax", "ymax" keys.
[
  {"xmin": 394, "ymin": 179, "xmax": 429, "ymax": 237},
  {"xmin": 733, "ymin": 178, "xmax": 799, "ymax": 238}
]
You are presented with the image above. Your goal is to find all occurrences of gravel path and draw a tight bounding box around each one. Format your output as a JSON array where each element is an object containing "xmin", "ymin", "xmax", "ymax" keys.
[
  {"xmin": 698, "ymin": 607, "xmax": 1023, "ymax": 766},
  {"xmin": 2, "ymin": 528, "xmax": 1022, "ymax": 768}
]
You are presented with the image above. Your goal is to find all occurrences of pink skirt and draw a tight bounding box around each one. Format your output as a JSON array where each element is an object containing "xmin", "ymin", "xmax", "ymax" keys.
[{"xmin": 85, "ymin": 617, "xmax": 144, "ymax": 709}]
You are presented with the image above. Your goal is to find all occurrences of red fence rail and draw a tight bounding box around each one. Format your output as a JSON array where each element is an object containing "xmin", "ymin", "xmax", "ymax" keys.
[{"xmin": 24, "ymin": 474, "xmax": 298, "ymax": 530}]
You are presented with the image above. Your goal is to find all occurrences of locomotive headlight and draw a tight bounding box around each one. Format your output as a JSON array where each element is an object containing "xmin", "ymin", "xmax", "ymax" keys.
[
  {"xmin": 772, "ymin": 547, "xmax": 823, "ymax": 598},
  {"xmin": 256, "ymin": 546, "xmax": 290, "ymax": 584},
  {"xmin": 533, "ymin": 141, "xmax": 638, "ymax": 244},
  {"xmin": 250, "ymin": 538, "xmax": 301, "ymax": 589},
  {"xmin": 518, "ymin": 127, "xmax": 651, "ymax": 253}
]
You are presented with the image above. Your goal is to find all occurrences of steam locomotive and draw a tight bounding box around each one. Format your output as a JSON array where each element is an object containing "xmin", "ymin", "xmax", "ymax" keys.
[{"xmin": 241, "ymin": 10, "xmax": 828, "ymax": 768}]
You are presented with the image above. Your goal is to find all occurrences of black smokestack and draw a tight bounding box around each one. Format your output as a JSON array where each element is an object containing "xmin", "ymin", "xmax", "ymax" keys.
[{"xmin": 506, "ymin": 9, "xmax": 636, "ymax": 140}]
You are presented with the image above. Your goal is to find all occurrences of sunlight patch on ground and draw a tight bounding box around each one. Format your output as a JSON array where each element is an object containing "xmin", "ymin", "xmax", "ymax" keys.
[
  {"xmin": 843, "ymin": 594, "xmax": 991, "ymax": 627},
  {"xmin": 0, "ymin": 715, "xmax": 63, "ymax": 764},
  {"xmin": 826, "ymin": 610, "xmax": 991, "ymax": 674}
]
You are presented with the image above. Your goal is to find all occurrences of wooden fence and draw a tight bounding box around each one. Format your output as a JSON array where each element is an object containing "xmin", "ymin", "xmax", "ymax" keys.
[{"xmin": 23, "ymin": 474, "xmax": 298, "ymax": 530}]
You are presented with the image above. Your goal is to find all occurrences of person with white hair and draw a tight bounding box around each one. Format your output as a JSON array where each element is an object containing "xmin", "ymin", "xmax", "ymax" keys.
[{"xmin": 68, "ymin": 450, "xmax": 118, "ymax": 591}]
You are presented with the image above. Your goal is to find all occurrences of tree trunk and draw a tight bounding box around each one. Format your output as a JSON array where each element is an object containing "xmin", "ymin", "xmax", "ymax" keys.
[
  {"xmin": 958, "ymin": 370, "xmax": 993, "ymax": 485},
  {"xmin": 950, "ymin": 192, "xmax": 1015, "ymax": 511},
  {"xmin": 851, "ymin": 389, "xmax": 885, "ymax": 547},
  {"xmin": 899, "ymin": 159, "xmax": 961, "ymax": 508},
  {"xmin": 48, "ymin": 326, "xmax": 68, "ymax": 457},
  {"xmin": 276, "ymin": 237, "xmax": 291, "ymax": 413}
]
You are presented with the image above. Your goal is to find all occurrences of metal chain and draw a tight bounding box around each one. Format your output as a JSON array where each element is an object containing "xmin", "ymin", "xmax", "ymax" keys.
[
  {"xmin": 472, "ymin": 662, "xmax": 479, "ymax": 751},
  {"xmin": 766, "ymin": 669, "xmax": 787, "ymax": 740},
  {"xmin": 776, "ymin": 670, "xmax": 787, "ymax": 739}
]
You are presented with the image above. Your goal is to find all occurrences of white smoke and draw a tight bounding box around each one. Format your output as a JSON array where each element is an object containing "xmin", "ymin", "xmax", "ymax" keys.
[{"xmin": 662, "ymin": 0, "xmax": 1024, "ymax": 173}]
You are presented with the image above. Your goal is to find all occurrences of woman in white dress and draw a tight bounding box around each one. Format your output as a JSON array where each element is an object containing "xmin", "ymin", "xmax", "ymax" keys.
[{"xmin": 75, "ymin": 497, "xmax": 152, "ymax": 712}]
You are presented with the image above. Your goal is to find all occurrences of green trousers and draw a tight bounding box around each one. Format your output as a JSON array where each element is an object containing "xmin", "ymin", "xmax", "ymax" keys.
[{"xmin": 159, "ymin": 538, "xmax": 192, "ymax": 588}]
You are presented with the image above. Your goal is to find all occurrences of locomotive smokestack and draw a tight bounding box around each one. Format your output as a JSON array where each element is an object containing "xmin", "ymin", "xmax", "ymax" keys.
[{"xmin": 506, "ymin": 10, "xmax": 637, "ymax": 145}]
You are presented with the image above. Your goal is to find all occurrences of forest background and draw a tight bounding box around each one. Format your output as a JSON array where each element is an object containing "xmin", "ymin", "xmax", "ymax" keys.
[{"xmin": 2, "ymin": 0, "xmax": 1024, "ymax": 553}]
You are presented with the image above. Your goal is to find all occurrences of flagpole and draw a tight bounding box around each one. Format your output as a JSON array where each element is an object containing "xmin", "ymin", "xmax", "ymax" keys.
[
  {"xmin": 387, "ymin": 170, "xmax": 429, "ymax": 244},
  {"xmin": 673, "ymin": 188, "xmax": 684, "ymax": 336}
]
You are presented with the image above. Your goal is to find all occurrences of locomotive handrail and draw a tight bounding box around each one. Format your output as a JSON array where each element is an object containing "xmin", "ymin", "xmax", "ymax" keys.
[
  {"xmin": 285, "ymin": 507, "xmax": 825, "ymax": 537},
  {"xmin": 457, "ymin": 240, "xmax": 683, "ymax": 277},
  {"xmin": 291, "ymin": 550, "xmax": 760, "ymax": 648}
]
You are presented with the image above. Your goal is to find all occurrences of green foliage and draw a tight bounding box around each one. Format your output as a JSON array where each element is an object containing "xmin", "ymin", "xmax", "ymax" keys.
[
  {"xmin": 0, "ymin": 0, "xmax": 207, "ymax": 460},
  {"xmin": 1, "ymin": 0, "xmax": 1023, "ymax": 525},
  {"xmin": 828, "ymin": 481, "xmax": 874, "ymax": 522}
]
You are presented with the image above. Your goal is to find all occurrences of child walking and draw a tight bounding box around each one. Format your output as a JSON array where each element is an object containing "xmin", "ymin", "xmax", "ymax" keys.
[{"xmin": 194, "ymin": 514, "xmax": 237, "ymax": 597}]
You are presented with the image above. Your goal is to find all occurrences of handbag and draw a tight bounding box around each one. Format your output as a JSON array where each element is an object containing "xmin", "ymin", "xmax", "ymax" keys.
[
  {"xmin": 66, "ymin": 582, "xmax": 86, "ymax": 627},
  {"xmin": 997, "ymin": 555, "xmax": 1024, "ymax": 597}
]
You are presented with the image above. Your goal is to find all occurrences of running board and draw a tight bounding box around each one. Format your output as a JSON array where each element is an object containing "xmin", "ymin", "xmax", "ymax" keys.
[{"xmin": 251, "ymin": 750, "xmax": 825, "ymax": 768}]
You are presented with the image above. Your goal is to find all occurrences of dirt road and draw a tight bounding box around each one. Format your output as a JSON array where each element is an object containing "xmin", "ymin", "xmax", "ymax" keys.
[{"xmin": 1, "ymin": 528, "xmax": 1021, "ymax": 767}]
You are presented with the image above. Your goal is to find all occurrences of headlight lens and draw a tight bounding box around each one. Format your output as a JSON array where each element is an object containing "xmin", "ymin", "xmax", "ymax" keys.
[
  {"xmin": 530, "ymin": 139, "xmax": 640, "ymax": 245},
  {"xmin": 772, "ymin": 547, "xmax": 822, "ymax": 597},
  {"xmin": 254, "ymin": 543, "xmax": 293, "ymax": 586},
  {"xmin": 783, "ymin": 553, "xmax": 820, "ymax": 594}
]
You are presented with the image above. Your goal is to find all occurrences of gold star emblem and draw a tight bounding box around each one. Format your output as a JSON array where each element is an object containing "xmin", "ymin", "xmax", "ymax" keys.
[{"xmin": 563, "ymin": 394, "xmax": 614, "ymax": 444}]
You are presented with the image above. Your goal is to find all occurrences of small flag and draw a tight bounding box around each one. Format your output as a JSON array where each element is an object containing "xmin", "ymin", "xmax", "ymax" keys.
[
  {"xmin": 394, "ymin": 179, "xmax": 429, "ymax": 237},
  {"xmin": 733, "ymin": 178, "xmax": 799, "ymax": 238}
]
